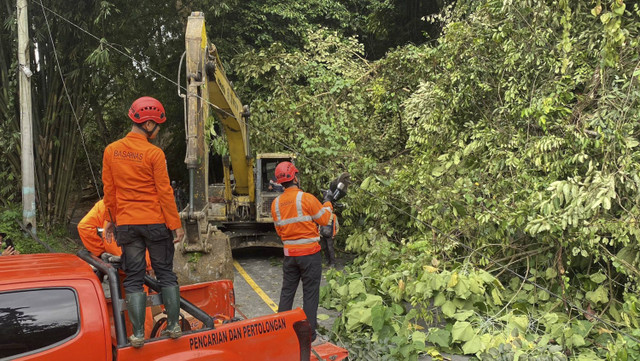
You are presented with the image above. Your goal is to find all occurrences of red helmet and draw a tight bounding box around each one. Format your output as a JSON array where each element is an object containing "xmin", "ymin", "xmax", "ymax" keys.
[
  {"xmin": 275, "ymin": 162, "xmax": 298, "ymax": 184},
  {"xmin": 128, "ymin": 96, "xmax": 166, "ymax": 124}
]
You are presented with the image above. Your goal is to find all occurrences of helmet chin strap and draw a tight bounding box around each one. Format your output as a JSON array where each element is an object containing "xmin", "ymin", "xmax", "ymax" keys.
[{"xmin": 135, "ymin": 121, "xmax": 158, "ymax": 137}]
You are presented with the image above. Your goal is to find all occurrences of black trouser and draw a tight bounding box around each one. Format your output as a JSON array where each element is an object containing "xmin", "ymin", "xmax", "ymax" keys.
[
  {"xmin": 116, "ymin": 224, "xmax": 178, "ymax": 293},
  {"xmin": 320, "ymin": 236, "xmax": 336, "ymax": 265},
  {"xmin": 278, "ymin": 252, "xmax": 322, "ymax": 340}
]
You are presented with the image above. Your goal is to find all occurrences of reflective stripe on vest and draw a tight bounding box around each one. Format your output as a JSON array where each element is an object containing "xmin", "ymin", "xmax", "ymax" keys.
[
  {"xmin": 274, "ymin": 191, "xmax": 329, "ymax": 256},
  {"xmin": 274, "ymin": 191, "xmax": 331, "ymax": 227},
  {"xmin": 282, "ymin": 237, "xmax": 320, "ymax": 245}
]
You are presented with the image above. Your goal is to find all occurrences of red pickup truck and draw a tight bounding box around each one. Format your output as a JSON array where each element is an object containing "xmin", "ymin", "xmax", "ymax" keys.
[{"xmin": 0, "ymin": 251, "xmax": 348, "ymax": 361}]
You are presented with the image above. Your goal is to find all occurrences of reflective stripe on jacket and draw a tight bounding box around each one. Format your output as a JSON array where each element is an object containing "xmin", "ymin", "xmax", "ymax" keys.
[
  {"xmin": 271, "ymin": 187, "xmax": 333, "ymax": 256},
  {"xmin": 102, "ymin": 132, "xmax": 181, "ymax": 230}
]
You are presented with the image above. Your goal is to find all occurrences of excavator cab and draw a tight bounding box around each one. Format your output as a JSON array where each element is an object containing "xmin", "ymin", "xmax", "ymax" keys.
[{"xmin": 255, "ymin": 153, "xmax": 295, "ymax": 222}]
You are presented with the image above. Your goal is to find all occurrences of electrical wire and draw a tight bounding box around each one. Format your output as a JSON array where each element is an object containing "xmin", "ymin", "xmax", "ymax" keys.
[{"xmin": 36, "ymin": 0, "xmax": 101, "ymax": 199}]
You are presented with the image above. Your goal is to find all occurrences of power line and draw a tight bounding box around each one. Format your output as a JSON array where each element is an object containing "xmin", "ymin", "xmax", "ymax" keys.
[{"xmin": 36, "ymin": 0, "xmax": 101, "ymax": 199}]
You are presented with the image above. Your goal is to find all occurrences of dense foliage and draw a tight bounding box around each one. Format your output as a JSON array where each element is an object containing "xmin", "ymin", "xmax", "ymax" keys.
[{"xmin": 315, "ymin": 0, "xmax": 640, "ymax": 359}]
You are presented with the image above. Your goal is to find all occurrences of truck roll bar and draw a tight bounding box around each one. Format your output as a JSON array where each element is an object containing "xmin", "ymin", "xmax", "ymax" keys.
[
  {"xmin": 77, "ymin": 249, "xmax": 215, "ymax": 343},
  {"xmin": 77, "ymin": 249, "xmax": 129, "ymax": 347}
]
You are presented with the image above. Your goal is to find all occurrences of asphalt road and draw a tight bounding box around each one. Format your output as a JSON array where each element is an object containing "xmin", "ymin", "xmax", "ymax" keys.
[
  {"xmin": 230, "ymin": 248, "xmax": 470, "ymax": 361},
  {"xmin": 231, "ymin": 248, "xmax": 342, "ymax": 329}
]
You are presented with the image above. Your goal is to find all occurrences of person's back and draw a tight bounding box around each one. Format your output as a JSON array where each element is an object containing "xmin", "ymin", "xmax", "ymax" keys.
[
  {"xmin": 102, "ymin": 96, "xmax": 184, "ymax": 348},
  {"xmin": 104, "ymin": 135, "xmax": 178, "ymax": 227}
]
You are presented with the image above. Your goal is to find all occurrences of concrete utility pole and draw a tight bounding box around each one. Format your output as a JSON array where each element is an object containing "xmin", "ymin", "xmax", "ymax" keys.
[{"xmin": 17, "ymin": 0, "xmax": 37, "ymax": 234}]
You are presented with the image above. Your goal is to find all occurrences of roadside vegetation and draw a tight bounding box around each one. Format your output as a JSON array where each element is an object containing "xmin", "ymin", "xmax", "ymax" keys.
[{"xmin": 2, "ymin": 0, "xmax": 640, "ymax": 359}]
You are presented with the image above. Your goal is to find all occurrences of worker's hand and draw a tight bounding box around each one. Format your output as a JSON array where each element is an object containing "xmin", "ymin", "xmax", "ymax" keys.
[
  {"xmin": 104, "ymin": 221, "xmax": 115, "ymax": 242},
  {"xmin": 100, "ymin": 252, "xmax": 121, "ymax": 263},
  {"xmin": 2, "ymin": 246, "xmax": 18, "ymax": 256},
  {"xmin": 173, "ymin": 227, "xmax": 185, "ymax": 244},
  {"xmin": 319, "ymin": 225, "xmax": 333, "ymax": 238},
  {"xmin": 322, "ymin": 190, "xmax": 334, "ymax": 204}
]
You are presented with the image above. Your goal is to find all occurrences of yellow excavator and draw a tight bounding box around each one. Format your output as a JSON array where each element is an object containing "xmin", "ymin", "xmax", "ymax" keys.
[{"xmin": 173, "ymin": 12, "xmax": 294, "ymax": 284}]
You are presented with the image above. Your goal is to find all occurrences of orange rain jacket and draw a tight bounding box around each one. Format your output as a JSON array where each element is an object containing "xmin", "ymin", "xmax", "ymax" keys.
[
  {"xmin": 77, "ymin": 200, "xmax": 151, "ymax": 270},
  {"xmin": 271, "ymin": 187, "xmax": 333, "ymax": 256},
  {"xmin": 102, "ymin": 132, "xmax": 181, "ymax": 230}
]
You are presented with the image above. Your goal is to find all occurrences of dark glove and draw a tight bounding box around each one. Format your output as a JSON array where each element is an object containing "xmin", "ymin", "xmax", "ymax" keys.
[
  {"xmin": 320, "ymin": 224, "xmax": 333, "ymax": 238},
  {"xmin": 100, "ymin": 252, "xmax": 121, "ymax": 268},
  {"xmin": 322, "ymin": 190, "xmax": 334, "ymax": 204}
]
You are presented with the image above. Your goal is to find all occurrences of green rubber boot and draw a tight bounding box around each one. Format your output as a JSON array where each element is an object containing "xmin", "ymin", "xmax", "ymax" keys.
[
  {"xmin": 161, "ymin": 286, "xmax": 182, "ymax": 339},
  {"xmin": 125, "ymin": 292, "xmax": 147, "ymax": 348}
]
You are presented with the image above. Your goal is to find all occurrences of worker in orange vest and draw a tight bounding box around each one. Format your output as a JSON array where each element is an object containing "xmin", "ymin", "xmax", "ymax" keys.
[
  {"xmin": 271, "ymin": 161, "xmax": 333, "ymax": 345},
  {"xmin": 102, "ymin": 96, "xmax": 184, "ymax": 348},
  {"xmin": 77, "ymin": 199, "xmax": 155, "ymax": 339}
]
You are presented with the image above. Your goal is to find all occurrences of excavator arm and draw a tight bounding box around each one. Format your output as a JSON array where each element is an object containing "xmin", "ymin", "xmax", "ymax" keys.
[
  {"xmin": 175, "ymin": 12, "xmax": 292, "ymax": 285},
  {"xmin": 184, "ymin": 11, "xmax": 254, "ymax": 218}
]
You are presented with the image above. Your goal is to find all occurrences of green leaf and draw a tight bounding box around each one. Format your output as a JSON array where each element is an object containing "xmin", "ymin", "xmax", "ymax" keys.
[
  {"xmin": 348, "ymin": 279, "xmax": 366, "ymax": 297},
  {"xmin": 509, "ymin": 315, "xmax": 529, "ymax": 332},
  {"xmin": 542, "ymin": 313, "xmax": 559, "ymax": 324},
  {"xmin": 613, "ymin": 3, "xmax": 625, "ymax": 15},
  {"xmin": 427, "ymin": 328, "xmax": 450, "ymax": 348},
  {"xmin": 454, "ymin": 278, "xmax": 470, "ymax": 299},
  {"xmin": 451, "ymin": 321, "xmax": 474, "ymax": 342},
  {"xmin": 468, "ymin": 276, "xmax": 483, "ymax": 294},
  {"xmin": 603, "ymin": 197, "xmax": 611, "ymax": 210},
  {"xmin": 571, "ymin": 333, "xmax": 586, "ymax": 347},
  {"xmin": 586, "ymin": 286, "xmax": 609, "ymax": 304},
  {"xmin": 344, "ymin": 306, "xmax": 372, "ymax": 331},
  {"xmin": 453, "ymin": 310, "xmax": 474, "ymax": 321},
  {"xmin": 590, "ymin": 272, "xmax": 607, "ymax": 284},
  {"xmin": 462, "ymin": 337, "xmax": 483, "ymax": 354},
  {"xmin": 442, "ymin": 300, "xmax": 456, "ymax": 317},
  {"xmin": 371, "ymin": 305, "xmax": 385, "ymax": 332},
  {"xmin": 412, "ymin": 331, "xmax": 426, "ymax": 349},
  {"xmin": 491, "ymin": 288, "xmax": 503, "ymax": 305},
  {"xmin": 432, "ymin": 166, "xmax": 445, "ymax": 177},
  {"xmin": 433, "ymin": 292, "xmax": 446, "ymax": 307},
  {"xmin": 362, "ymin": 294, "xmax": 383, "ymax": 308}
]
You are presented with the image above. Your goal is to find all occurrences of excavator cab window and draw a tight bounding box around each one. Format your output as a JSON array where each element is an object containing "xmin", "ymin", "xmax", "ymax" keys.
[{"xmin": 262, "ymin": 160, "xmax": 284, "ymax": 193}]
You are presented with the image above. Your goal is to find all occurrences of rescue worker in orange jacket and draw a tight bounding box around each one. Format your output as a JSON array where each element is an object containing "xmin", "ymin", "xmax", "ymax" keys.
[
  {"xmin": 77, "ymin": 199, "xmax": 155, "ymax": 339},
  {"xmin": 102, "ymin": 96, "xmax": 184, "ymax": 348},
  {"xmin": 271, "ymin": 161, "xmax": 333, "ymax": 344}
]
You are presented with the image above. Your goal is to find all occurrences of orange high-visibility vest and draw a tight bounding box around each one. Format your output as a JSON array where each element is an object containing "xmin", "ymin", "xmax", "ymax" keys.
[
  {"xmin": 102, "ymin": 132, "xmax": 181, "ymax": 230},
  {"xmin": 271, "ymin": 187, "xmax": 333, "ymax": 256}
]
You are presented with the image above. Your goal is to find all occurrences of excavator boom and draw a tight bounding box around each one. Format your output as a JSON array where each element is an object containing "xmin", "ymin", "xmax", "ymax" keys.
[{"xmin": 176, "ymin": 12, "xmax": 292, "ymax": 285}]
